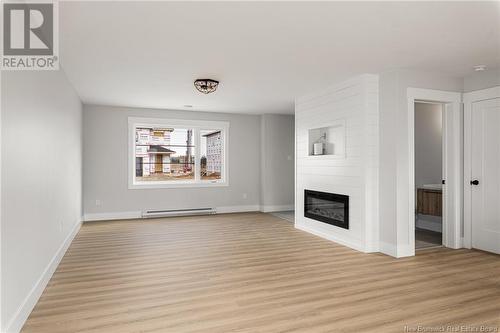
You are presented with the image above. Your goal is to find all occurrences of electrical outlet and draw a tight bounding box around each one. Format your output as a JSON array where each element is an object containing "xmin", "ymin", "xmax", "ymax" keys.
[
  {"xmin": 95, "ymin": 199, "xmax": 102, "ymax": 206},
  {"xmin": 242, "ymin": 193, "xmax": 248, "ymax": 199},
  {"xmin": 287, "ymin": 155, "xmax": 292, "ymax": 161}
]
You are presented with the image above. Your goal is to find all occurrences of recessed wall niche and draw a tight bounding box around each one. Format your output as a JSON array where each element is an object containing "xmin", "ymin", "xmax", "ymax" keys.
[{"xmin": 307, "ymin": 120, "xmax": 345, "ymax": 157}]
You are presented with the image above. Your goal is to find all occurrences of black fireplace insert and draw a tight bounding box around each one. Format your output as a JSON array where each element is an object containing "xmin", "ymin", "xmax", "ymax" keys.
[{"xmin": 304, "ymin": 190, "xmax": 349, "ymax": 229}]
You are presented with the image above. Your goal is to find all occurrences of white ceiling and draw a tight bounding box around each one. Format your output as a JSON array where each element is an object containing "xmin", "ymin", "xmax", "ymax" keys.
[{"xmin": 60, "ymin": 1, "xmax": 500, "ymax": 114}]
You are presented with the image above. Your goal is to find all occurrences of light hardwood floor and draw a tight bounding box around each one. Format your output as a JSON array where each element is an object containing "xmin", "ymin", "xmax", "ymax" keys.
[{"xmin": 22, "ymin": 212, "xmax": 500, "ymax": 333}]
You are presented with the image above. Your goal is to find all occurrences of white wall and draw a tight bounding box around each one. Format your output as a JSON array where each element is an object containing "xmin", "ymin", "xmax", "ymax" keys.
[
  {"xmin": 295, "ymin": 74, "xmax": 379, "ymax": 252},
  {"xmin": 414, "ymin": 103, "xmax": 442, "ymax": 188},
  {"xmin": 1, "ymin": 70, "xmax": 82, "ymax": 333},
  {"xmin": 260, "ymin": 114, "xmax": 294, "ymax": 212},
  {"xmin": 378, "ymin": 69, "xmax": 463, "ymax": 257},
  {"xmin": 83, "ymin": 105, "xmax": 261, "ymax": 219}
]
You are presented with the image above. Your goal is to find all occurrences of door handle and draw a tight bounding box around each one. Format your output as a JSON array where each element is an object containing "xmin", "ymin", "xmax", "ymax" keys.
[{"xmin": 470, "ymin": 180, "xmax": 479, "ymax": 185}]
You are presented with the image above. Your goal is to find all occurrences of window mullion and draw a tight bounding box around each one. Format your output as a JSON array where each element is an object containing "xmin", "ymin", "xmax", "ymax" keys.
[{"xmin": 194, "ymin": 128, "xmax": 201, "ymax": 182}]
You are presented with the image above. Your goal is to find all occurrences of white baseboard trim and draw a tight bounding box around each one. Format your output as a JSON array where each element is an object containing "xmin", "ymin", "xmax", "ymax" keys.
[
  {"xmin": 83, "ymin": 206, "xmax": 262, "ymax": 222},
  {"xmin": 295, "ymin": 223, "xmax": 366, "ymax": 253},
  {"xmin": 380, "ymin": 243, "xmax": 415, "ymax": 258},
  {"xmin": 260, "ymin": 204, "xmax": 294, "ymax": 213},
  {"xmin": 379, "ymin": 241, "xmax": 398, "ymax": 257},
  {"xmin": 83, "ymin": 211, "xmax": 142, "ymax": 222},
  {"xmin": 364, "ymin": 242, "xmax": 380, "ymax": 253},
  {"xmin": 216, "ymin": 205, "xmax": 260, "ymax": 214},
  {"xmin": 396, "ymin": 244, "xmax": 415, "ymax": 258},
  {"xmin": 5, "ymin": 220, "xmax": 81, "ymax": 333}
]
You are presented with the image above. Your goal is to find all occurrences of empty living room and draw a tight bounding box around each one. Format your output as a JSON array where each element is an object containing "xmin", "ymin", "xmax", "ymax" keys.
[{"xmin": 1, "ymin": 1, "xmax": 500, "ymax": 332}]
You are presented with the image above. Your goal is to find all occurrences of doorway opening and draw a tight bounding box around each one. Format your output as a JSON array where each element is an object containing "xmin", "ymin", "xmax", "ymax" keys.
[
  {"xmin": 414, "ymin": 101, "xmax": 444, "ymax": 249},
  {"xmin": 407, "ymin": 88, "xmax": 461, "ymax": 257}
]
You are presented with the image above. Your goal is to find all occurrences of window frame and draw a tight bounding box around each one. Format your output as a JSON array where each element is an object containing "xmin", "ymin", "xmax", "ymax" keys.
[{"xmin": 128, "ymin": 117, "xmax": 229, "ymax": 189}]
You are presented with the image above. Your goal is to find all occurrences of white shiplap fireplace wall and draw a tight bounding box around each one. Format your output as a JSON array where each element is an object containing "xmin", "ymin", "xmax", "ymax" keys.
[{"xmin": 295, "ymin": 74, "xmax": 380, "ymax": 252}]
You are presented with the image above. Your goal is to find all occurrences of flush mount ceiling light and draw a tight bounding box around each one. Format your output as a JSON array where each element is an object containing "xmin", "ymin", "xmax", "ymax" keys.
[
  {"xmin": 473, "ymin": 65, "xmax": 487, "ymax": 72},
  {"xmin": 194, "ymin": 79, "xmax": 219, "ymax": 94}
]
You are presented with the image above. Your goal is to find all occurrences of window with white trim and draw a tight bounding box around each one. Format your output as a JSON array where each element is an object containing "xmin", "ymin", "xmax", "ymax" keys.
[{"xmin": 129, "ymin": 118, "xmax": 228, "ymax": 188}]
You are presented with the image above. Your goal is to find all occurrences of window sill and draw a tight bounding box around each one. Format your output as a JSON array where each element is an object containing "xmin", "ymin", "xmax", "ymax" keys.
[{"xmin": 129, "ymin": 181, "xmax": 229, "ymax": 190}]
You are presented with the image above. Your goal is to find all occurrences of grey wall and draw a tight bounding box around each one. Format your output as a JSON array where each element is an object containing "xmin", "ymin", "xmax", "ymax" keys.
[
  {"xmin": 378, "ymin": 69, "xmax": 463, "ymax": 256},
  {"xmin": 1, "ymin": 71, "xmax": 82, "ymax": 331},
  {"xmin": 415, "ymin": 103, "xmax": 442, "ymax": 188},
  {"xmin": 378, "ymin": 70, "xmax": 399, "ymax": 254},
  {"xmin": 260, "ymin": 114, "xmax": 294, "ymax": 211},
  {"xmin": 83, "ymin": 105, "xmax": 261, "ymax": 217}
]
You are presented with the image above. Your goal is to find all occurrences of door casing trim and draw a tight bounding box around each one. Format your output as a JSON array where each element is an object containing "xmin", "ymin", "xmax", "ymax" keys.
[{"xmin": 407, "ymin": 88, "xmax": 462, "ymax": 255}]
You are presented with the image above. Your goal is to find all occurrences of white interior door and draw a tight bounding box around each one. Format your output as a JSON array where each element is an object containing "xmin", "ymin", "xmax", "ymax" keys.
[{"xmin": 471, "ymin": 97, "xmax": 500, "ymax": 254}]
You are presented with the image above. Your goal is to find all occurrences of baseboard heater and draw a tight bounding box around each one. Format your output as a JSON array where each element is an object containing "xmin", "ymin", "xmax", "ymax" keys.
[{"xmin": 142, "ymin": 208, "xmax": 216, "ymax": 218}]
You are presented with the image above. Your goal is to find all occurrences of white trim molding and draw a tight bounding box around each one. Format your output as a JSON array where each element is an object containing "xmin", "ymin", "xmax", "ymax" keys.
[
  {"xmin": 216, "ymin": 205, "xmax": 261, "ymax": 214},
  {"xmin": 463, "ymin": 86, "xmax": 500, "ymax": 249},
  {"xmin": 295, "ymin": 223, "xmax": 367, "ymax": 253},
  {"xmin": 5, "ymin": 221, "xmax": 82, "ymax": 333},
  {"xmin": 407, "ymin": 88, "xmax": 462, "ymax": 256},
  {"xmin": 260, "ymin": 204, "xmax": 294, "ymax": 213},
  {"xmin": 83, "ymin": 211, "xmax": 142, "ymax": 222},
  {"xmin": 83, "ymin": 205, "xmax": 262, "ymax": 222},
  {"xmin": 379, "ymin": 241, "xmax": 398, "ymax": 258}
]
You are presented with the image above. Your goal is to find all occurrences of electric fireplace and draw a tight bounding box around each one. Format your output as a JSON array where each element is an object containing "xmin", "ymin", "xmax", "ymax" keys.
[{"xmin": 304, "ymin": 190, "xmax": 349, "ymax": 229}]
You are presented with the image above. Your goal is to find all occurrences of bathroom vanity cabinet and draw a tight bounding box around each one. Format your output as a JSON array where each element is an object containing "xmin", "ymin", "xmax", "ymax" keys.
[{"xmin": 417, "ymin": 188, "xmax": 442, "ymax": 216}]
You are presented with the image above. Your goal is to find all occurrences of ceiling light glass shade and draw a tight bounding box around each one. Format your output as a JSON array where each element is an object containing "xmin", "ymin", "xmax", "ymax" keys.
[{"xmin": 194, "ymin": 79, "xmax": 219, "ymax": 94}]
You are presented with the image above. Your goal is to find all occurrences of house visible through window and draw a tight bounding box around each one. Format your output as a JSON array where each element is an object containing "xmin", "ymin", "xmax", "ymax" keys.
[
  {"xmin": 129, "ymin": 118, "xmax": 228, "ymax": 188},
  {"xmin": 135, "ymin": 127, "xmax": 195, "ymax": 181},
  {"xmin": 201, "ymin": 130, "xmax": 222, "ymax": 181}
]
